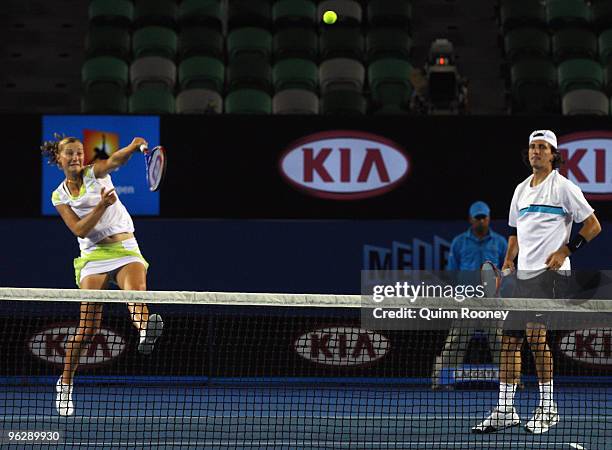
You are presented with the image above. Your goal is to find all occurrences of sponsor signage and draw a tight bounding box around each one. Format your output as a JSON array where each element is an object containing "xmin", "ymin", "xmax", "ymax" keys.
[
  {"xmin": 280, "ymin": 131, "xmax": 410, "ymax": 199},
  {"xmin": 557, "ymin": 328, "xmax": 612, "ymax": 367},
  {"xmin": 293, "ymin": 326, "xmax": 390, "ymax": 366},
  {"xmin": 558, "ymin": 131, "xmax": 612, "ymax": 200},
  {"xmin": 28, "ymin": 325, "xmax": 126, "ymax": 366}
]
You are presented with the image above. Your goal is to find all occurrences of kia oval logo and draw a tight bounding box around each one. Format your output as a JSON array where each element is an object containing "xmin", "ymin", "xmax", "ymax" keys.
[
  {"xmin": 280, "ymin": 131, "xmax": 410, "ymax": 200},
  {"xmin": 294, "ymin": 326, "xmax": 390, "ymax": 366},
  {"xmin": 558, "ymin": 131, "xmax": 612, "ymax": 200},
  {"xmin": 28, "ymin": 325, "xmax": 126, "ymax": 366},
  {"xmin": 557, "ymin": 328, "xmax": 612, "ymax": 367}
]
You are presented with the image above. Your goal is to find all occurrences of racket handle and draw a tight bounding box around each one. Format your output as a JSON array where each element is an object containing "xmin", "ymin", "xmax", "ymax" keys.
[
  {"xmin": 501, "ymin": 268, "xmax": 512, "ymax": 277},
  {"xmin": 139, "ymin": 144, "xmax": 148, "ymax": 153}
]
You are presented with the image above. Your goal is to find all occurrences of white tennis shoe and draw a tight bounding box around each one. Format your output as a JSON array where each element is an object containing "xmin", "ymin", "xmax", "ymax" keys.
[
  {"xmin": 55, "ymin": 378, "xmax": 74, "ymax": 416},
  {"xmin": 138, "ymin": 314, "xmax": 164, "ymax": 355},
  {"xmin": 472, "ymin": 407, "xmax": 521, "ymax": 433},
  {"xmin": 525, "ymin": 403, "xmax": 559, "ymax": 434}
]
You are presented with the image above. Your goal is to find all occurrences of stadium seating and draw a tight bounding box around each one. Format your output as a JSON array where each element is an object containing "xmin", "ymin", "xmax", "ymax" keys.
[
  {"xmin": 273, "ymin": 89, "xmax": 319, "ymax": 114},
  {"xmin": 546, "ymin": 0, "xmax": 591, "ymax": 31},
  {"xmin": 179, "ymin": 56, "xmax": 225, "ymax": 92},
  {"xmin": 133, "ymin": 0, "xmax": 177, "ymax": 29},
  {"xmin": 86, "ymin": 25, "xmax": 131, "ymax": 61},
  {"xmin": 273, "ymin": 58, "xmax": 318, "ymax": 92},
  {"xmin": 272, "ymin": 0, "xmax": 316, "ymax": 28},
  {"xmin": 89, "ymin": 0, "xmax": 134, "ymax": 28},
  {"xmin": 176, "ymin": 88, "xmax": 223, "ymax": 113},
  {"xmin": 129, "ymin": 87, "xmax": 176, "ymax": 113},
  {"xmin": 130, "ymin": 56, "xmax": 177, "ymax": 90},
  {"xmin": 178, "ymin": 0, "xmax": 223, "ymax": 31},
  {"xmin": 225, "ymin": 89, "xmax": 272, "ymax": 114},
  {"xmin": 132, "ymin": 26, "xmax": 178, "ymax": 59},
  {"xmin": 504, "ymin": 28, "xmax": 550, "ymax": 62},
  {"xmin": 558, "ymin": 58, "xmax": 604, "ymax": 94},
  {"xmin": 368, "ymin": 58, "xmax": 413, "ymax": 114},
  {"xmin": 562, "ymin": 88, "xmax": 609, "ymax": 115},
  {"xmin": 82, "ymin": 0, "xmax": 416, "ymax": 115}
]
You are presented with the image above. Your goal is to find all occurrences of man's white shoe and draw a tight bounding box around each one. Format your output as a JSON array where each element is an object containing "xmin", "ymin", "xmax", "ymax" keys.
[
  {"xmin": 138, "ymin": 314, "xmax": 164, "ymax": 355},
  {"xmin": 472, "ymin": 407, "xmax": 521, "ymax": 433},
  {"xmin": 55, "ymin": 378, "xmax": 74, "ymax": 416},
  {"xmin": 525, "ymin": 403, "xmax": 559, "ymax": 434}
]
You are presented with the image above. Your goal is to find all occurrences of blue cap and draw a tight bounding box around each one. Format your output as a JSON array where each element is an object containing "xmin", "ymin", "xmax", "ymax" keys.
[{"xmin": 469, "ymin": 201, "xmax": 490, "ymax": 218}]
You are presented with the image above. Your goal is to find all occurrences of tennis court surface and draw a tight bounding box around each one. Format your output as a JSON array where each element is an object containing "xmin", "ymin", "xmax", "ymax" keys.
[{"xmin": 0, "ymin": 288, "xmax": 610, "ymax": 449}]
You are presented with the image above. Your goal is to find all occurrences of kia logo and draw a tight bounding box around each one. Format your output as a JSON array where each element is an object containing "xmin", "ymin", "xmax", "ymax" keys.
[
  {"xmin": 558, "ymin": 131, "xmax": 612, "ymax": 200},
  {"xmin": 557, "ymin": 328, "xmax": 612, "ymax": 367},
  {"xmin": 28, "ymin": 325, "xmax": 126, "ymax": 366},
  {"xmin": 280, "ymin": 131, "xmax": 410, "ymax": 199},
  {"xmin": 294, "ymin": 326, "xmax": 390, "ymax": 366}
]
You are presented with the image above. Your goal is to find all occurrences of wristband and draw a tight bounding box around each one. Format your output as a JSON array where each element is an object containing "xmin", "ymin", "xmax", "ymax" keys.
[
  {"xmin": 566, "ymin": 234, "xmax": 587, "ymax": 254},
  {"xmin": 508, "ymin": 226, "xmax": 517, "ymax": 236}
]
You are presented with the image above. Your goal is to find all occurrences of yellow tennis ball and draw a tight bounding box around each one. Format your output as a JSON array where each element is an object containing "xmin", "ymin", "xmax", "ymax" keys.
[{"xmin": 323, "ymin": 10, "xmax": 337, "ymax": 24}]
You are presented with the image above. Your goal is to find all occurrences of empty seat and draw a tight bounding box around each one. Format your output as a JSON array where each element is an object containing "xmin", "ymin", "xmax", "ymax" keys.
[
  {"xmin": 82, "ymin": 56, "xmax": 129, "ymax": 91},
  {"xmin": 178, "ymin": 26, "xmax": 224, "ymax": 60},
  {"xmin": 318, "ymin": 0, "xmax": 362, "ymax": 25},
  {"xmin": 273, "ymin": 27, "xmax": 318, "ymax": 61},
  {"xmin": 368, "ymin": 58, "xmax": 413, "ymax": 113},
  {"xmin": 510, "ymin": 59, "xmax": 558, "ymax": 113},
  {"xmin": 133, "ymin": 0, "xmax": 177, "ymax": 29},
  {"xmin": 273, "ymin": 58, "xmax": 318, "ymax": 92},
  {"xmin": 130, "ymin": 56, "xmax": 177, "ymax": 90},
  {"xmin": 228, "ymin": 0, "xmax": 271, "ymax": 30},
  {"xmin": 558, "ymin": 58, "xmax": 604, "ymax": 94},
  {"xmin": 81, "ymin": 85, "xmax": 128, "ymax": 113},
  {"xmin": 320, "ymin": 90, "xmax": 366, "ymax": 114},
  {"xmin": 552, "ymin": 28, "xmax": 597, "ymax": 62},
  {"xmin": 319, "ymin": 26, "xmax": 364, "ymax": 61},
  {"xmin": 504, "ymin": 28, "xmax": 550, "ymax": 62},
  {"xmin": 129, "ymin": 87, "xmax": 175, "ymax": 113},
  {"xmin": 546, "ymin": 0, "xmax": 591, "ymax": 30},
  {"xmin": 599, "ymin": 29, "xmax": 612, "ymax": 64},
  {"xmin": 366, "ymin": 27, "xmax": 412, "ymax": 62},
  {"xmin": 562, "ymin": 89, "xmax": 609, "ymax": 115},
  {"xmin": 367, "ymin": 0, "xmax": 411, "ymax": 30},
  {"xmin": 179, "ymin": 56, "xmax": 224, "ymax": 92},
  {"xmin": 319, "ymin": 58, "xmax": 365, "ymax": 94},
  {"xmin": 273, "ymin": 89, "xmax": 319, "ymax": 114},
  {"xmin": 176, "ymin": 88, "xmax": 223, "ymax": 113},
  {"xmin": 132, "ymin": 26, "xmax": 178, "ymax": 59},
  {"xmin": 272, "ymin": 0, "xmax": 316, "ymax": 28},
  {"xmin": 500, "ymin": 0, "xmax": 546, "ymax": 33},
  {"xmin": 178, "ymin": 0, "xmax": 222, "ymax": 31},
  {"xmin": 227, "ymin": 27, "xmax": 272, "ymax": 61},
  {"xmin": 86, "ymin": 25, "xmax": 131, "ymax": 60},
  {"xmin": 225, "ymin": 89, "xmax": 272, "ymax": 114},
  {"xmin": 89, "ymin": 0, "xmax": 133, "ymax": 28},
  {"xmin": 228, "ymin": 54, "xmax": 272, "ymax": 92}
]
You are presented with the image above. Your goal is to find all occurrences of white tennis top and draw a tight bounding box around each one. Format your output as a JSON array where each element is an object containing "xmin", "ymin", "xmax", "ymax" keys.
[
  {"xmin": 508, "ymin": 170, "xmax": 594, "ymax": 279},
  {"xmin": 52, "ymin": 165, "xmax": 134, "ymax": 251}
]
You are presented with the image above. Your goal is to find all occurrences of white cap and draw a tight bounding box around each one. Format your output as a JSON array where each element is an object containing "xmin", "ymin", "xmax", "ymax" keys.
[{"xmin": 529, "ymin": 130, "xmax": 557, "ymax": 149}]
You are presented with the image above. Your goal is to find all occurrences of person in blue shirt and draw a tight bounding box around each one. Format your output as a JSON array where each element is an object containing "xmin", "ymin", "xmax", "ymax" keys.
[{"xmin": 432, "ymin": 201, "xmax": 508, "ymax": 389}]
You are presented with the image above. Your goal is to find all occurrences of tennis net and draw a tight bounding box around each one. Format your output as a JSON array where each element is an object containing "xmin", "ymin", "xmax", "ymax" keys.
[{"xmin": 0, "ymin": 287, "xmax": 610, "ymax": 449}]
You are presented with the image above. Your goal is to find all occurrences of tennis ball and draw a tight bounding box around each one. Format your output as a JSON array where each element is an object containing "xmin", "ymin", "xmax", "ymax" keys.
[{"xmin": 323, "ymin": 10, "xmax": 337, "ymax": 24}]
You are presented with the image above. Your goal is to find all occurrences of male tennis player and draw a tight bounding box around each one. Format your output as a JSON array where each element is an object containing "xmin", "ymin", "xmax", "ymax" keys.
[
  {"xmin": 472, "ymin": 129, "xmax": 601, "ymax": 434},
  {"xmin": 41, "ymin": 134, "xmax": 164, "ymax": 416}
]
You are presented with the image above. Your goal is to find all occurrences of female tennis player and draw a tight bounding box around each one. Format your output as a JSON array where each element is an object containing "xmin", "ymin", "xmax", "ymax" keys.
[{"xmin": 41, "ymin": 134, "xmax": 163, "ymax": 416}]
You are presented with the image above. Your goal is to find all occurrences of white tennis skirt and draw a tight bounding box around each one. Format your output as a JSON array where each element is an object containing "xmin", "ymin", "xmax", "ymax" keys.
[{"xmin": 75, "ymin": 238, "xmax": 149, "ymax": 286}]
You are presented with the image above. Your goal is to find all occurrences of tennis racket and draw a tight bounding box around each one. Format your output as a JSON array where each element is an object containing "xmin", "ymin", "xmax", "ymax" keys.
[
  {"xmin": 140, "ymin": 144, "xmax": 167, "ymax": 192},
  {"xmin": 480, "ymin": 261, "xmax": 512, "ymax": 298}
]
